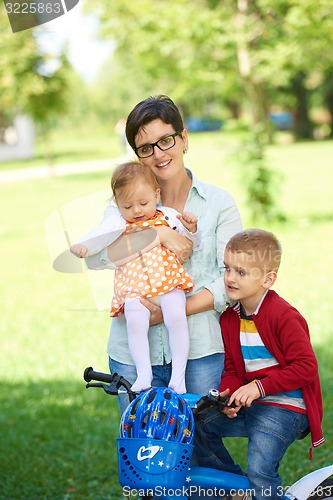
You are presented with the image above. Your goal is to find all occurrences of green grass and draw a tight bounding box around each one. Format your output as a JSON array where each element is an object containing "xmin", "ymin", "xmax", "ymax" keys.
[
  {"xmin": 0, "ymin": 126, "xmax": 122, "ymax": 171},
  {"xmin": 0, "ymin": 132, "xmax": 332, "ymax": 498}
]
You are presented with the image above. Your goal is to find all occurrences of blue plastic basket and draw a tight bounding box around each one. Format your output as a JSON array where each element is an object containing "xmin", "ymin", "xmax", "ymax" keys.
[{"xmin": 117, "ymin": 437, "xmax": 194, "ymax": 489}]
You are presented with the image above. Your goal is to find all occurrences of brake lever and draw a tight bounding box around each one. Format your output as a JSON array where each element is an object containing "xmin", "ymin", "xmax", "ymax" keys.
[
  {"xmin": 86, "ymin": 381, "xmax": 137, "ymax": 398},
  {"xmin": 86, "ymin": 382, "xmax": 120, "ymax": 395},
  {"xmin": 193, "ymin": 389, "xmax": 241, "ymax": 417},
  {"xmin": 86, "ymin": 382, "xmax": 105, "ymax": 389}
]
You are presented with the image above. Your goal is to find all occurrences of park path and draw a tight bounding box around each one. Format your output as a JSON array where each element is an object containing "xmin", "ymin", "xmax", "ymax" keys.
[{"xmin": 0, "ymin": 155, "xmax": 127, "ymax": 183}]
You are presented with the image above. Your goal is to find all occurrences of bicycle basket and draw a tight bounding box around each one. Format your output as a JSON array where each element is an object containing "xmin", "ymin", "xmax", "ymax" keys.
[
  {"xmin": 118, "ymin": 387, "xmax": 195, "ymax": 488},
  {"xmin": 117, "ymin": 437, "xmax": 194, "ymax": 488}
]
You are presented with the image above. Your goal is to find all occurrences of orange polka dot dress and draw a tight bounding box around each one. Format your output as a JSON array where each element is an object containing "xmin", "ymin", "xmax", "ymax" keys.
[{"xmin": 110, "ymin": 210, "xmax": 194, "ymax": 317}]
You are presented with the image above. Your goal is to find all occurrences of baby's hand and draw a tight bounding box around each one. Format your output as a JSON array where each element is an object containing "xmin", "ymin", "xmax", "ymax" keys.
[
  {"xmin": 177, "ymin": 211, "xmax": 198, "ymax": 233},
  {"xmin": 70, "ymin": 244, "xmax": 89, "ymax": 258}
]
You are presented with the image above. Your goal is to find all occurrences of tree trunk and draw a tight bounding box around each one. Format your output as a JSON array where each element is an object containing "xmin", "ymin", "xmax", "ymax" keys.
[
  {"xmin": 235, "ymin": 0, "xmax": 273, "ymax": 142},
  {"xmin": 323, "ymin": 71, "xmax": 333, "ymax": 138},
  {"xmin": 291, "ymin": 72, "xmax": 313, "ymax": 140},
  {"xmin": 225, "ymin": 99, "xmax": 241, "ymax": 120}
]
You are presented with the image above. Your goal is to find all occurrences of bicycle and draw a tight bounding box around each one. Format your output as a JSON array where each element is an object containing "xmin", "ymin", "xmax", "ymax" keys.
[{"xmin": 83, "ymin": 367, "xmax": 333, "ymax": 500}]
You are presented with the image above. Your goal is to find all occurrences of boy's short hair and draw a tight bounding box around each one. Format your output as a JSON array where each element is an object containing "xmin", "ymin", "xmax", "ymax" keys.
[
  {"xmin": 111, "ymin": 161, "xmax": 159, "ymax": 199},
  {"xmin": 226, "ymin": 228, "xmax": 282, "ymax": 272}
]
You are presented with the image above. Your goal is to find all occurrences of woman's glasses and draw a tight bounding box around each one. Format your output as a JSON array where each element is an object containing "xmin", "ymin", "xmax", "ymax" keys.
[{"xmin": 135, "ymin": 130, "xmax": 182, "ymax": 158}]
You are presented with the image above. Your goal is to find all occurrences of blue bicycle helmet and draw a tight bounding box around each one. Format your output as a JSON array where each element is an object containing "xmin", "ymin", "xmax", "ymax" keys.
[{"xmin": 120, "ymin": 387, "xmax": 194, "ymax": 444}]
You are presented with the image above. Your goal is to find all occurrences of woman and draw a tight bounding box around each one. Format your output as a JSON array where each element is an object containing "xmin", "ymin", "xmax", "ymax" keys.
[{"xmin": 86, "ymin": 95, "xmax": 242, "ymax": 414}]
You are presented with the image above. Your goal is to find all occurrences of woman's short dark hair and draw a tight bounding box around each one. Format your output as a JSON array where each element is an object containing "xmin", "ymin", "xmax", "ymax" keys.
[{"xmin": 125, "ymin": 95, "xmax": 184, "ymax": 150}]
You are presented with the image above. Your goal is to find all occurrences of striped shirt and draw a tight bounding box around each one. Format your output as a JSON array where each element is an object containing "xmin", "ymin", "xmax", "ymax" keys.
[{"xmin": 240, "ymin": 309, "xmax": 306, "ymax": 412}]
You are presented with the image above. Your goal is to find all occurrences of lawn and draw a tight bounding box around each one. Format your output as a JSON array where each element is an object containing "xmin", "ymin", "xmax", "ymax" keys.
[
  {"xmin": 0, "ymin": 125, "xmax": 122, "ymax": 171},
  {"xmin": 0, "ymin": 132, "xmax": 332, "ymax": 499}
]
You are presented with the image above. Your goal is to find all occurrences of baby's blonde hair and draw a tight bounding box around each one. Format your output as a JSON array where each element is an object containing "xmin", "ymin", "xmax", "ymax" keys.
[
  {"xmin": 226, "ymin": 228, "xmax": 282, "ymax": 272},
  {"xmin": 111, "ymin": 161, "xmax": 159, "ymax": 199}
]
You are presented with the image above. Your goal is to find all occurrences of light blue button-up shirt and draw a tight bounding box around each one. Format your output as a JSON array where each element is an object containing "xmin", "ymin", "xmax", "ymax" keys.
[{"xmin": 88, "ymin": 169, "xmax": 242, "ymax": 365}]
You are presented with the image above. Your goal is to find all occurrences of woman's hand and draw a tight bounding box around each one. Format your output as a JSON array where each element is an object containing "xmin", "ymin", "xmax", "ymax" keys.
[
  {"xmin": 156, "ymin": 225, "xmax": 193, "ymax": 263},
  {"xmin": 140, "ymin": 298, "xmax": 164, "ymax": 325}
]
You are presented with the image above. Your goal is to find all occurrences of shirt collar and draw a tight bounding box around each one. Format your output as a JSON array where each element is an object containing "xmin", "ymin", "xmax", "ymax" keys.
[
  {"xmin": 186, "ymin": 168, "xmax": 206, "ymax": 200},
  {"xmin": 253, "ymin": 290, "xmax": 269, "ymax": 315},
  {"xmin": 234, "ymin": 289, "xmax": 269, "ymax": 318}
]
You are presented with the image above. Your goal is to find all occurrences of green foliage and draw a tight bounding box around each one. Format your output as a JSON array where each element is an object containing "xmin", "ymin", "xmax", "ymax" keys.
[
  {"xmin": 84, "ymin": 0, "xmax": 333, "ymax": 137},
  {"xmin": 85, "ymin": 0, "xmax": 242, "ymax": 119},
  {"xmin": 0, "ymin": 14, "xmax": 70, "ymax": 128},
  {"xmin": 232, "ymin": 125, "xmax": 286, "ymax": 223},
  {"xmin": 3, "ymin": 0, "xmax": 333, "ymax": 139},
  {"xmin": 25, "ymin": 54, "xmax": 71, "ymax": 125},
  {"xmin": 88, "ymin": 54, "xmax": 154, "ymax": 126}
]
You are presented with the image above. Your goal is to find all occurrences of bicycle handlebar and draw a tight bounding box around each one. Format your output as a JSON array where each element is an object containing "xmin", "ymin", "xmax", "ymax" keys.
[
  {"xmin": 83, "ymin": 367, "xmax": 239, "ymax": 414},
  {"xmin": 83, "ymin": 367, "xmax": 136, "ymax": 401},
  {"xmin": 84, "ymin": 367, "xmax": 113, "ymax": 384}
]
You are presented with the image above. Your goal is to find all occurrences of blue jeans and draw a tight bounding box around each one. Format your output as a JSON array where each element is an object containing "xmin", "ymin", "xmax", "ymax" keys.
[
  {"xmin": 194, "ymin": 403, "xmax": 309, "ymax": 500},
  {"xmin": 109, "ymin": 353, "xmax": 224, "ymax": 415}
]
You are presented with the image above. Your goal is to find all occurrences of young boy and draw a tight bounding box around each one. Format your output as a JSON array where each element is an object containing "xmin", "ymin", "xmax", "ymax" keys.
[{"xmin": 194, "ymin": 229, "xmax": 324, "ymax": 499}]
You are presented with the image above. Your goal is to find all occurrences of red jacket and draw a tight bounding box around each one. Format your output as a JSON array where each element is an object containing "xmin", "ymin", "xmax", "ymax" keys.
[{"xmin": 220, "ymin": 290, "xmax": 324, "ymax": 452}]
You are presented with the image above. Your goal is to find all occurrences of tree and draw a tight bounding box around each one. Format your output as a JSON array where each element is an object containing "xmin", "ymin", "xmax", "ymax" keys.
[
  {"xmin": 322, "ymin": 70, "xmax": 333, "ymax": 138},
  {"xmin": 85, "ymin": 0, "xmax": 244, "ymax": 119},
  {"xmin": 87, "ymin": 0, "xmax": 333, "ymax": 138},
  {"xmin": 84, "ymin": 0, "xmax": 333, "ymax": 219},
  {"xmin": 0, "ymin": 13, "xmax": 70, "ymax": 134},
  {"xmin": 257, "ymin": 0, "xmax": 333, "ymax": 138}
]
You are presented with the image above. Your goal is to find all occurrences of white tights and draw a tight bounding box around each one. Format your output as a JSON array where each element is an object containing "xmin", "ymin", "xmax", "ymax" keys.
[{"xmin": 124, "ymin": 288, "xmax": 189, "ymax": 394}]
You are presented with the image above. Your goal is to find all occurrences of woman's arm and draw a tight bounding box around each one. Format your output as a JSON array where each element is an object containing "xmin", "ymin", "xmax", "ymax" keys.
[
  {"xmin": 86, "ymin": 217, "xmax": 192, "ymax": 271},
  {"xmin": 106, "ymin": 225, "xmax": 193, "ymax": 267},
  {"xmin": 155, "ymin": 225, "xmax": 193, "ymax": 263},
  {"xmin": 139, "ymin": 288, "xmax": 213, "ymax": 325},
  {"xmin": 106, "ymin": 227, "xmax": 159, "ymax": 267},
  {"xmin": 185, "ymin": 289, "xmax": 214, "ymax": 314},
  {"xmin": 141, "ymin": 288, "xmax": 214, "ymax": 326}
]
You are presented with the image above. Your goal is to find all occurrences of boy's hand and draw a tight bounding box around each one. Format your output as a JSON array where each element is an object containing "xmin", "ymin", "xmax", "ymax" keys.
[
  {"xmin": 228, "ymin": 382, "xmax": 260, "ymax": 409},
  {"xmin": 70, "ymin": 244, "xmax": 89, "ymax": 258},
  {"xmin": 177, "ymin": 211, "xmax": 198, "ymax": 234},
  {"xmin": 219, "ymin": 389, "xmax": 241, "ymax": 419}
]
